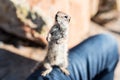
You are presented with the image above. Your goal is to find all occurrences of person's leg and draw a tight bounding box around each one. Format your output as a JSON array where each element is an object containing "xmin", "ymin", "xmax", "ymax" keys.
[
  {"xmin": 68, "ymin": 34, "xmax": 119, "ymax": 80},
  {"xmin": 27, "ymin": 34, "xmax": 119, "ymax": 80}
]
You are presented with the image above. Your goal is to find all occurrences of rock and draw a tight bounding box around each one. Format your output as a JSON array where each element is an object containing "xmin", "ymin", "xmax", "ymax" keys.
[
  {"xmin": 0, "ymin": 0, "xmax": 48, "ymax": 48},
  {"xmin": 116, "ymin": 0, "xmax": 120, "ymax": 12},
  {"xmin": 92, "ymin": 10, "xmax": 118, "ymax": 25},
  {"xmin": 91, "ymin": 0, "xmax": 119, "ymax": 25},
  {"xmin": 104, "ymin": 17, "xmax": 120, "ymax": 33},
  {"xmin": 99, "ymin": 0, "xmax": 116, "ymax": 12}
]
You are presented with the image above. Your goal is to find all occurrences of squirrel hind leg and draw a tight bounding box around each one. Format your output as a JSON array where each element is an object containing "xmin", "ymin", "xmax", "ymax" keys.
[
  {"xmin": 59, "ymin": 67, "xmax": 70, "ymax": 75},
  {"xmin": 41, "ymin": 63, "xmax": 52, "ymax": 76}
]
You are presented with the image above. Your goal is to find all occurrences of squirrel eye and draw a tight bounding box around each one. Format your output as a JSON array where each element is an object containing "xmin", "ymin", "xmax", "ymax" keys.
[{"xmin": 64, "ymin": 16, "xmax": 68, "ymax": 18}]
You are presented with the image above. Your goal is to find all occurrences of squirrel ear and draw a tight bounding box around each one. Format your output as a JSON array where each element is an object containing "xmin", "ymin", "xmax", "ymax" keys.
[{"xmin": 57, "ymin": 11, "xmax": 62, "ymax": 14}]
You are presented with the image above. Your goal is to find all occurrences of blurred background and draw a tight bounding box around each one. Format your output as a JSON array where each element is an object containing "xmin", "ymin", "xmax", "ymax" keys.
[{"xmin": 0, "ymin": 0, "xmax": 120, "ymax": 80}]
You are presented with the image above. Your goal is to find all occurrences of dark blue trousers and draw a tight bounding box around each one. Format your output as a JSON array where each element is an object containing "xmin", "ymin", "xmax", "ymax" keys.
[{"xmin": 27, "ymin": 34, "xmax": 119, "ymax": 80}]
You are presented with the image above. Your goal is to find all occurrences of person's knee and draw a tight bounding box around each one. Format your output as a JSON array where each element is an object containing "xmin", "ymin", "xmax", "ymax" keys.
[
  {"xmin": 96, "ymin": 34, "xmax": 119, "ymax": 70},
  {"xmin": 97, "ymin": 34, "xmax": 118, "ymax": 55},
  {"xmin": 94, "ymin": 34, "xmax": 117, "ymax": 46}
]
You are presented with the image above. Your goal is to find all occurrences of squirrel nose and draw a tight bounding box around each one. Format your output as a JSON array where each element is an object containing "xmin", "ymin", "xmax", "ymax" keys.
[{"xmin": 68, "ymin": 18, "xmax": 70, "ymax": 22}]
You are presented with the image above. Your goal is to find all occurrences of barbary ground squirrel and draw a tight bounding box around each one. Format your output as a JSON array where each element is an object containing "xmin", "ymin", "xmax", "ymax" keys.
[{"xmin": 41, "ymin": 11, "xmax": 71, "ymax": 76}]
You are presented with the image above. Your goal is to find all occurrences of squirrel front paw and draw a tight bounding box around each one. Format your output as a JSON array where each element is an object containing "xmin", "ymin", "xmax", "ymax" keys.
[
  {"xmin": 56, "ymin": 38, "xmax": 64, "ymax": 44},
  {"xmin": 41, "ymin": 63, "xmax": 52, "ymax": 76},
  {"xmin": 41, "ymin": 69, "xmax": 52, "ymax": 76},
  {"xmin": 60, "ymin": 67, "xmax": 70, "ymax": 75}
]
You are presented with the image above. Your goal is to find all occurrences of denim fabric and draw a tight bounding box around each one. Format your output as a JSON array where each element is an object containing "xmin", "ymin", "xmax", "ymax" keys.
[{"xmin": 27, "ymin": 34, "xmax": 119, "ymax": 80}]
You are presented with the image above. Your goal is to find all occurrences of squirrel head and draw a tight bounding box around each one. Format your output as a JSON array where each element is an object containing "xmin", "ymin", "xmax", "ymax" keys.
[{"xmin": 55, "ymin": 11, "xmax": 71, "ymax": 25}]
